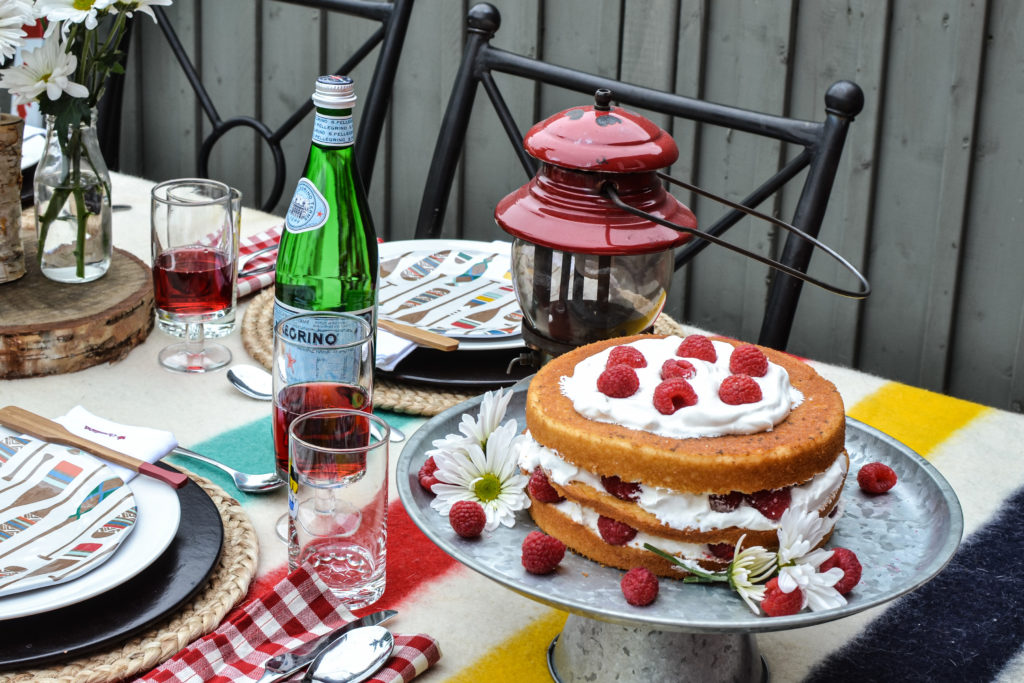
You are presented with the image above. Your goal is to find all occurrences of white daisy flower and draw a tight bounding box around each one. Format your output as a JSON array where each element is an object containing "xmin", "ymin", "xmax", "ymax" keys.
[
  {"xmin": 645, "ymin": 534, "xmax": 777, "ymax": 615},
  {"xmin": 460, "ymin": 388, "xmax": 515, "ymax": 448},
  {"xmin": 425, "ymin": 388, "xmax": 515, "ymax": 462},
  {"xmin": 111, "ymin": 0, "xmax": 172, "ymax": 21},
  {"xmin": 0, "ymin": 1, "xmax": 33, "ymax": 62},
  {"xmin": 776, "ymin": 507, "xmax": 836, "ymax": 566},
  {"xmin": 36, "ymin": 0, "xmax": 116, "ymax": 32},
  {"xmin": 0, "ymin": 34, "xmax": 88, "ymax": 105},
  {"xmin": 114, "ymin": 0, "xmax": 172, "ymax": 21},
  {"xmin": 429, "ymin": 420, "xmax": 530, "ymax": 531},
  {"xmin": 777, "ymin": 556, "xmax": 846, "ymax": 612},
  {"xmin": 727, "ymin": 536, "xmax": 778, "ymax": 614}
]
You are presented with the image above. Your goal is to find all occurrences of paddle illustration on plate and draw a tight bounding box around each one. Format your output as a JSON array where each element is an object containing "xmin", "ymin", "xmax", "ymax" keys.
[
  {"xmin": 0, "ymin": 444, "xmax": 138, "ymax": 597},
  {"xmin": 377, "ymin": 249, "xmax": 450, "ymax": 295}
]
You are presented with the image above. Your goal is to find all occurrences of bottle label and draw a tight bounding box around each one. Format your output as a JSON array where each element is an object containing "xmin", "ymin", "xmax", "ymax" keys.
[
  {"xmin": 272, "ymin": 299, "xmax": 375, "ymax": 382},
  {"xmin": 312, "ymin": 112, "xmax": 355, "ymax": 147},
  {"xmin": 284, "ymin": 178, "xmax": 329, "ymax": 233}
]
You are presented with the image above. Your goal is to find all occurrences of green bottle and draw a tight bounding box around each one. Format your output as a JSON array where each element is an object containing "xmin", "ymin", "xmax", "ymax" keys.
[{"xmin": 274, "ymin": 75, "xmax": 378, "ymax": 337}]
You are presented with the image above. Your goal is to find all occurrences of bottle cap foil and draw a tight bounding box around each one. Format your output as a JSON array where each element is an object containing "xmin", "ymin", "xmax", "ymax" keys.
[{"xmin": 313, "ymin": 75, "xmax": 357, "ymax": 109}]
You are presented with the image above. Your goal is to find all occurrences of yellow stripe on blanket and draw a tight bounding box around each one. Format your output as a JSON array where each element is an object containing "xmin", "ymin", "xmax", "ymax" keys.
[
  {"xmin": 447, "ymin": 610, "xmax": 568, "ymax": 683},
  {"xmin": 849, "ymin": 382, "xmax": 989, "ymax": 456}
]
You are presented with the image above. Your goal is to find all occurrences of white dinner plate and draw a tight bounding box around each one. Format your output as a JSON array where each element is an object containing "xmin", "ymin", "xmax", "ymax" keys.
[
  {"xmin": 0, "ymin": 439, "xmax": 181, "ymax": 619},
  {"xmin": 378, "ymin": 239, "xmax": 523, "ymax": 347}
]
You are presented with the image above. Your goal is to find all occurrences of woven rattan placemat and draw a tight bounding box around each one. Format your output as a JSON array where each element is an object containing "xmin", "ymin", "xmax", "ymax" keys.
[
  {"xmin": 1, "ymin": 471, "xmax": 258, "ymax": 683},
  {"xmin": 242, "ymin": 288, "xmax": 688, "ymax": 417}
]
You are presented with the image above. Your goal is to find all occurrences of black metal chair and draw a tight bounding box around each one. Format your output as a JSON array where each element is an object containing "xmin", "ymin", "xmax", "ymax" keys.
[
  {"xmin": 149, "ymin": 0, "xmax": 414, "ymax": 212},
  {"xmin": 414, "ymin": 2, "xmax": 866, "ymax": 351}
]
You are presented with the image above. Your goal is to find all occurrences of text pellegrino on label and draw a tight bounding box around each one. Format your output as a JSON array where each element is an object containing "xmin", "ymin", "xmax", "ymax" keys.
[
  {"xmin": 312, "ymin": 112, "xmax": 355, "ymax": 147},
  {"xmin": 285, "ymin": 178, "xmax": 329, "ymax": 233}
]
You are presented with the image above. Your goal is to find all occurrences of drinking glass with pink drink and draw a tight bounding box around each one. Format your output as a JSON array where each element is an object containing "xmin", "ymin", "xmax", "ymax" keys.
[{"xmin": 150, "ymin": 178, "xmax": 237, "ymax": 373}]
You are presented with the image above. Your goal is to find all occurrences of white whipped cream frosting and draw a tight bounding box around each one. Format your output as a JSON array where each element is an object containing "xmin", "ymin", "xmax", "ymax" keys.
[
  {"xmin": 559, "ymin": 336, "xmax": 803, "ymax": 439},
  {"xmin": 517, "ymin": 435, "xmax": 848, "ymax": 532},
  {"xmin": 554, "ymin": 498, "xmax": 707, "ymax": 564}
]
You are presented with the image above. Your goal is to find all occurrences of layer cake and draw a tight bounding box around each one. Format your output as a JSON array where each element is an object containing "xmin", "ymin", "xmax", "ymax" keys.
[{"xmin": 518, "ymin": 333, "xmax": 848, "ymax": 577}]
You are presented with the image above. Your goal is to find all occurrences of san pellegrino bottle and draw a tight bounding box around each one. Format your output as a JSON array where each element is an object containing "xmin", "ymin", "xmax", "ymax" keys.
[{"xmin": 274, "ymin": 75, "xmax": 378, "ymax": 343}]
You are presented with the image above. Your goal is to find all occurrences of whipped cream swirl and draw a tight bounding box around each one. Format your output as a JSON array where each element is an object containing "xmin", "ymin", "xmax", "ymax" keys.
[{"xmin": 559, "ymin": 336, "xmax": 803, "ymax": 439}]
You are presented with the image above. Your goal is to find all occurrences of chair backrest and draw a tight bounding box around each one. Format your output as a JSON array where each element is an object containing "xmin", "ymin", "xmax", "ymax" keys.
[
  {"xmin": 149, "ymin": 0, "xmax": 414, "ymax": 212},
  {"xmin": 414, "ymin": 2, "xmax": 864, "ymax": 351}
]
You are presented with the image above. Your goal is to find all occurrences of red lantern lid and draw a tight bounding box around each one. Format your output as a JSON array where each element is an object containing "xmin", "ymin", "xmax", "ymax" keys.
[
  {"xmin": 495, "ymin": 90, "xmax": 695, "ymax": 255},
  {"xmin": 523, "ymin": 89, "xmax": 679, "ymax": 172}
]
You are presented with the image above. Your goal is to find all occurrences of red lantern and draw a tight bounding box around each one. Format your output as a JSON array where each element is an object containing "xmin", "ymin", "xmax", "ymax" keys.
[{"xmin": 495, "ymin": 89, "xmax": 693, "ymax": 358}]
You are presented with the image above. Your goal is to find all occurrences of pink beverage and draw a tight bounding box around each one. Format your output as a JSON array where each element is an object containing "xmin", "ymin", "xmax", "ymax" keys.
[
  {"xmin": 273, "ymin": 381, "xmax": 371, "ymax": 476},
  {"xmin": 153, "ymin": 246, "xmax": 233, "ymax": 316}
]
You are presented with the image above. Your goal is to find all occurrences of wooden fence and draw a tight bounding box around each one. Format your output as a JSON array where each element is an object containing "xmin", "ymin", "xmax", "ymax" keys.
[{"xmin": 103, "ymin": 0, "xmax": 1024, "ymax": 413}]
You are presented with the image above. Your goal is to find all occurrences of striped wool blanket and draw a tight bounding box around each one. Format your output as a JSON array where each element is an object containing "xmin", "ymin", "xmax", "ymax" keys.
[{"xmin": 163, "ymin": 351, "xmax": 1024, "ymax": 683}]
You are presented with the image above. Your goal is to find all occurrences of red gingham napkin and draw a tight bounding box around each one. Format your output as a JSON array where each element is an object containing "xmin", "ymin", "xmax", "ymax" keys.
[
  {"xmin": 135, "ymin": 563, "xmax": 441, "ymax": 682},
  {"xmin": 237, "ymin": 224, "xmax": 282, "ymax": 298}
]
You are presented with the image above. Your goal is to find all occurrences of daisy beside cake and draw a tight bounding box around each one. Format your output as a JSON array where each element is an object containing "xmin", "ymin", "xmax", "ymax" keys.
[{"xmin": 517, "ymin": 333, "xmax": 849, "ymax": 578}]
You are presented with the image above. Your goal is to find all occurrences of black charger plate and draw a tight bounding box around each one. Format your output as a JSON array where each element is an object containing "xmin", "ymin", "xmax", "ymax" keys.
[
  {"xmin": 377, "ymin": 344, "xmax": 534, "ymax": 389},
  {"xmin": 0, "ymin": 466, "xmax": 224, "ymax": 670}
]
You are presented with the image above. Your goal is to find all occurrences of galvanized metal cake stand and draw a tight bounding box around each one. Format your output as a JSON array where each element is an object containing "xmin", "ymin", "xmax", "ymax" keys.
[{"xmin": 396, "ymin": 382, "xmax": 963, "ymax": 682}]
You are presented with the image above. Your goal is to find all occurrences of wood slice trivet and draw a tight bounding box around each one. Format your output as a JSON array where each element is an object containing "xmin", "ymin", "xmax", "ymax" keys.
[{"xmin": 0, "ymin": 214, "xmax": 153, "ymax": 378}]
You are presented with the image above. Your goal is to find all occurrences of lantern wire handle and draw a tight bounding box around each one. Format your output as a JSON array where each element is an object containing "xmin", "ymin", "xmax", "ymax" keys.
[{"xmin": 602, "ymin": 175, "xmax": 870, "ymax": 299}]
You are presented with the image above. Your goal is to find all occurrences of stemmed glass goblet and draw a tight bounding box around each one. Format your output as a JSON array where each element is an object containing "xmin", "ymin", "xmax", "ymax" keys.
[{"xmin": 150, "ymin": 178, "xmax": 236, "ymax": 373}]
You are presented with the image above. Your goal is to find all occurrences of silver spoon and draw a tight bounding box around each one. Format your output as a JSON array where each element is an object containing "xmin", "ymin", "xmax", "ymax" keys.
[
  {"xmin": 170, "ymin": 446, "xmax": 285, "ymax": 493},
  {"xmin": 304, "ymin": 625, "xmax": 394, "ymax": 683},
  {"xmin": 226, "ymin": 364, "xmax": 407, "ymax": 442}
]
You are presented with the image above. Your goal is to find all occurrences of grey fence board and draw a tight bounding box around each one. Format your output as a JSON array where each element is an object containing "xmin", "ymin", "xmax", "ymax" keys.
[
  {"xmin": 947, "ymin": 0, "xmax": 1024, "ymax": 411},
  {"xmin": 683, "ymin": 1, "xmax": 794, "ymax": 344},
  {"xmin": 783, "ymin": 0, "xmax": 888, "ymax": 368},
  {"xmin": 97, "ymin": 0, "xmax": 1024, "ymax": 413}
]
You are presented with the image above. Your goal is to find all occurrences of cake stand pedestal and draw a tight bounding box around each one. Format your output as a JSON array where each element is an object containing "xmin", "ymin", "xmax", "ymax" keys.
[
  {"xmin": 548, "ymin": 616, "xmax": 766, "ymax": 682},
  {"xmin": 396, "ymin": 383, "xmax": 962, "ymax": 683}
]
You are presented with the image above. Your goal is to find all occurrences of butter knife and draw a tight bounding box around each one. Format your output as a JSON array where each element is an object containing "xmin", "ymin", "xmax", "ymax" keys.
[{"xmin": 260, "ymin": 610, "xmax": 398, "ymax": 681}]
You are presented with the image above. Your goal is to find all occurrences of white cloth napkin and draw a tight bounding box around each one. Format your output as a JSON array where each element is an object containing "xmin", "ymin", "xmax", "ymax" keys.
[
  {"xmin": 377, "ymin": 329, "xmax": 417, "ymax": 371},
  {"xmin": 54, "ymin": 406, "xmax": 178, "ymax": 482}
]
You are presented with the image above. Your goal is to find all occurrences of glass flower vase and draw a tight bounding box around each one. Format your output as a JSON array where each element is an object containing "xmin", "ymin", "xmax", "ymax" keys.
[{"xmin": 33, "ymin": 110, "xmax": 112, "ymax": 283}]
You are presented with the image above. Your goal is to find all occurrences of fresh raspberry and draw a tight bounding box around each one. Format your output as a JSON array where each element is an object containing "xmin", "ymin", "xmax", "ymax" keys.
[
  {"xmin": 719, "ymin": 374, "xmax": 763, "ymax": 405},
  {"xmin": 527, "ymin": 468, "xmax": 564, "ymax": 504},
  {"xmin": 597, "ymin": 516, "xmax": 638, "ymax": 545},
  {"xmin": 708, "ymin": 543, "xmax": 735, "ymax": 560},
  {"xmin": 607, "ymin": 345, "xmax": 647, "ymax": 369},
  {"xmin": 676, "ymin": 334, "xmax": 717, "ymax": 362},
  {"xmin": 708, "ymin": 491, "xmax": 744, "ymax": 512},
  {"xmin": 418, "ymin": 456, "xmax": 440, "ymax": 492},
  {"xmin": 760, "ymin": 577, "xmax": 803, "ymax": 616},
  {"xmin": 597, "ymin": 364, "xmax": 640, "ymax": 398},
  {"xmin": 449, "ymin": 500, "xmax": 486, "ymax": 538},
  {"xmin": 601, "ymin": 475, "xmax": 641, "ymax": 502},
  {"xmin": 746, "ymin": 487, "xmax": 791, "ymax": 520},
  {"xmin": 857, "ymin": 462, "xmax": 898, "ymax": 494},
  {"xmin": 652, "ymin": 378, "xmax": 698, "ymax": 415},
  {"xmin": 820, "ymin": 547, "xmax": 863, "ymax": 595},
  {"xmin": 661, "ymin": 358, "xmax": 696, "ymax": 380},
  {"xmin": 521, "ymin": 531, "xmax": 565, "ymax": 575},
  {"xmin": 621, "ymin": 567, "xmax": 659, "ymax": 606},
  {"xmin": 729, "ymin": 344, "xmax": 768, "ymax": 377}
]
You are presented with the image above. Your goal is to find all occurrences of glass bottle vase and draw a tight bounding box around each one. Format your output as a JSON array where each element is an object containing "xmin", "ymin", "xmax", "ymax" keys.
[{"xmin": 33, "ymin": 110, "xmax": 112, "ymax": 283}]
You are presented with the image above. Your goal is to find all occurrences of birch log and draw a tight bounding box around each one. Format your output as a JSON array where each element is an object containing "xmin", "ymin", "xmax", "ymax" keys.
[{"xmin": 0, "ymin": 114, "xmax": 25, "ymax": 284}]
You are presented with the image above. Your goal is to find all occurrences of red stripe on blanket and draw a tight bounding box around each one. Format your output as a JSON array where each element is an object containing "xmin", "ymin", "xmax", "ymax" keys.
[
  {"xmin": 236, "ymin": 499, "xmax": 461, "ymax": 615},
  {"xmin": 353, "ymin": 498, "xmax": 462, "ymax": 616}
]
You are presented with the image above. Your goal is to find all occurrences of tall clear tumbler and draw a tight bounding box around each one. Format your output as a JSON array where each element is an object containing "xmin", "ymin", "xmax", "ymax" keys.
[{"xmin": 288, "ymin": 408, "xmax": 389, "ymax": 608}]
